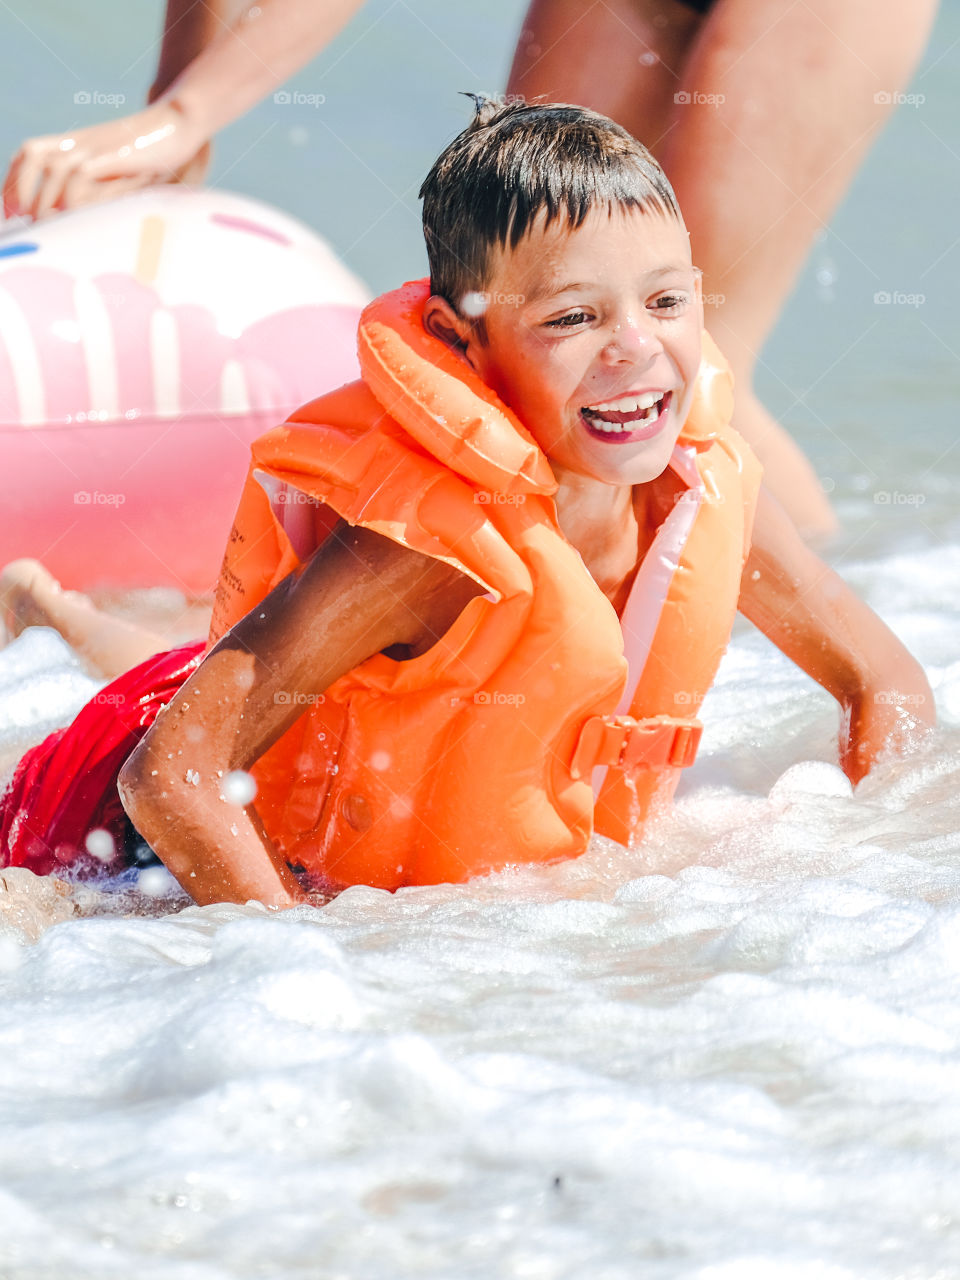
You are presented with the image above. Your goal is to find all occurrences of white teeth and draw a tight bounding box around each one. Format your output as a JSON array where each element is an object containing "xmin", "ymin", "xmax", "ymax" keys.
[
  {"xmin": 589, "ymin": 420, "xmax": 628, "ymax": 433},
  {"xmin": 584, "ymin": 391, "xmax": 661, "ymax": 413}
]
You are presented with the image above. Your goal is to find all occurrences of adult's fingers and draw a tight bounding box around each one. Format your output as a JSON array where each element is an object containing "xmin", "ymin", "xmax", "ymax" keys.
[
  {"xmin": 5, "ymin": 106, "xmax": 211, "ymax": 223},
  {"xmin": 3, "ymin": 140, "xmax": 54, "ymax": 219},
  {"xmin": 30, "ymin": 156, "xmax": 75, "ymax": 223}
]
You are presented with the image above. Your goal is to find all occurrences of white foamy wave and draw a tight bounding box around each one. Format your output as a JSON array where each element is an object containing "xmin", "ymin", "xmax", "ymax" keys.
[
  {"xmin": 0, "ymin": 627, "xmax": 102, "ymax": 782},
  {"xmin": 1, "ymin": 541, "xmax": 959, "ymax": 1277}
]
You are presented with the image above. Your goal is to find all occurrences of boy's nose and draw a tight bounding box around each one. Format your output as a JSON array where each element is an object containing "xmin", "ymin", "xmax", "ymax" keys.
[{"xmin": 599, "ymin": 315, "xmax": 663, "ymax": 365}]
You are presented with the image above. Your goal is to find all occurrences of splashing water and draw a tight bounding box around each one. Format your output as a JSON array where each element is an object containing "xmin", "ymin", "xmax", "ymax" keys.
[{"xmin": 0, "ymin": 538, "xmax": 959, "ymax": 1277}]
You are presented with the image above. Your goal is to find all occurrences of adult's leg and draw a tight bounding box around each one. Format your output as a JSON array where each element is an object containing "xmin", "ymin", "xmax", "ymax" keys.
[
  {"xmin": 509, "ymin": 0, "xmax": 938, "ymax": 540},
  {"xmin": 0, "ymin": 560, "xmax": 170, "ymax": 679},
  {"xmin": 507, "ymin": 0, "xmax": 703, "ymax": 160},
  {"xmin": 662, "ymin": 0, "xmax": 938, "ymax": 538}
]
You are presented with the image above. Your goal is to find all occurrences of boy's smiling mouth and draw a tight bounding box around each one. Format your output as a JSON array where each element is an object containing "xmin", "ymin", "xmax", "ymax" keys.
[{"xmin": 580, "ymin": 390, "xmax": 673, "ymax": 442}]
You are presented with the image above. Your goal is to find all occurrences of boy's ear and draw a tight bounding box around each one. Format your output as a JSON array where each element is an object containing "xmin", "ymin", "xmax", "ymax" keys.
[{"xmin": 423, "ymin": 295, "xmax": 479, "ymax": 369}]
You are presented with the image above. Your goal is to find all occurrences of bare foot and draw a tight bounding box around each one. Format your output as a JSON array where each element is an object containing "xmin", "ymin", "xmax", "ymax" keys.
[
  {"xmin": 0, "ymin": 558, "xmax": 98, "ymax": 648},
  {"xmin": 0, "ymin": 558, "xmax": 187, "ymax": 678}
]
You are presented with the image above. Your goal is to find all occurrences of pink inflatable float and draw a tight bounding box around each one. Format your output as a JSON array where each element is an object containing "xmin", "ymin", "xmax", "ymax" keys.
[{"xmin": 0, "ymin": 188, "xmax": 369, "ymax": 594}]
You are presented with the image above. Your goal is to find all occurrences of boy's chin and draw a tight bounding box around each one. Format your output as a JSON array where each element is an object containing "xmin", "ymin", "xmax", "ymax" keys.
[{"xmin": 579, "ymin": 436, "xmax": 679, "ymax": 487}]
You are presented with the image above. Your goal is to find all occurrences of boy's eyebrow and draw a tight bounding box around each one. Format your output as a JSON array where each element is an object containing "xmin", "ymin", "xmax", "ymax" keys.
[{"xmin": 524, "ymin": 265, "xmax": 696, "ymax": 303}]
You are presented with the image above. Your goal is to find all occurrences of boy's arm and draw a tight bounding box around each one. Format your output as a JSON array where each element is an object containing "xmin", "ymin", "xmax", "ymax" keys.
[
  {"xmin": 736, "ymin": 485, "xmax": 934, "ymax": 784},
  {"xmin": 118, "ymin": 521, "xmax": 482, "ymax": 907}
]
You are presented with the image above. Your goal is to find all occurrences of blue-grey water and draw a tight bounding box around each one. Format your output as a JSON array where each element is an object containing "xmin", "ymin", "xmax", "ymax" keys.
[{"xmin": 3, "ymin": 0, "xmax": 959, "ymax": 551}]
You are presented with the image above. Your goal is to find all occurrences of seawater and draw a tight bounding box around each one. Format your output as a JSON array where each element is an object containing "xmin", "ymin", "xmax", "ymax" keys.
[
  {"xmin": 3, "ymin": 558, "xmax": 960, "ymax": 1278},
  {"xmin": 2, "ymin": 1, "xmax": 960, "ymax": 1276}
]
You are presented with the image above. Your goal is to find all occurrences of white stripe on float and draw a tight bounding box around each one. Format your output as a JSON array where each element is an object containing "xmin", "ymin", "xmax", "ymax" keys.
[
  {"xmin": 0, "ymin": 284, "xmax": 46, "ymax": 426},
  {"xmin": 135, "ymin": 216, "xmax": 165, "ymax": 286},
  {"xmin": 219, "ymin": 359, "xmax": 250, "ymax": 414},
  {"xmin": 74, "ymin": 277, "xmax": 119, "ymax": 422},
  {"xmin": 150, "ymin": 309, "xmax": 180, "ymax": 418}
]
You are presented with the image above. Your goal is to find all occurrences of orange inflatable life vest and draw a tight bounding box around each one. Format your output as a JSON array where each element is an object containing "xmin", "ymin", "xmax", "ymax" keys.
[{"xmin": 209, "ymin": 280, "xmax": 762, "ymax": 892}]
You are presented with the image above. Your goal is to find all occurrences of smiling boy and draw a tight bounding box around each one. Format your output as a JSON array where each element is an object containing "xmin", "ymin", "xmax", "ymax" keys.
[
  {"xmin": 423, "ymin": 203, "xmax": 702, "ymax": 620},
  {"xmin": 1, "ymin": 100, "xmax": 934, "ymax": 905}
]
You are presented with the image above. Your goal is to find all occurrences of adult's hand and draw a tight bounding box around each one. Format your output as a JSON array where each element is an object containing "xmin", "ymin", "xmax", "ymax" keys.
[
  {"xmin": 4, "ymin": 0, "xmax": 370, "ymax": 225},
  {"xmin": 3, "ymin": 99, "xmax": 211, "ymax": 223}
]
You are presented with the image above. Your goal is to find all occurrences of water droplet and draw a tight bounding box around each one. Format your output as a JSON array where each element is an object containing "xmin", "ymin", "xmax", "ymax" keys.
[
  {"xmin": 460, "ymin": 291, "xmax": 489, "ymax": 318},
  {"xmin": 139, "ymin": 866, "xmax": 171, "ymax": 896},
  {"xmin": 222, "ymin": 770, "xmax": 258, "ymax": 806},
  {"xmin": 84, "ymin": 828, "xmax": 115, "ymax": 861}
]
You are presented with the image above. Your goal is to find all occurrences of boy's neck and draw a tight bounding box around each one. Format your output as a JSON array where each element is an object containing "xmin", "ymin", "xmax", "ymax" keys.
[
  {"xmin": 552, "ymin": 470, "xmax": 644, "ymax": 617},
  {"xmin": 552, "ymin": 467, "xmax": 636, "ymax": 542}
]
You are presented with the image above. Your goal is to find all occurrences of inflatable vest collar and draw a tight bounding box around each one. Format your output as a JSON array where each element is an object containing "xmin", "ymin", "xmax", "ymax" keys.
[{"xmin": 357, "ymin": 280, "xmax": 556, "ymax": 498}]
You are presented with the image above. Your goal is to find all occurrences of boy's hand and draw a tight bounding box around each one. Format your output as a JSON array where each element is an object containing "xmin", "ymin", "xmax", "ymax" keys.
[
  {"xmin": 840, "ymin": 686, "xmax": 934, "ymax": 785},
  {"xmin": 737, "ymin": 486, "xmax": 935, "ymax": 785}
]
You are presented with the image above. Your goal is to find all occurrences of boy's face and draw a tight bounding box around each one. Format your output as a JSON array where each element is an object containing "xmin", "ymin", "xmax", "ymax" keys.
[{"xmin": 460, "ymin": 205, "xmax": 702, "ymax": 488}]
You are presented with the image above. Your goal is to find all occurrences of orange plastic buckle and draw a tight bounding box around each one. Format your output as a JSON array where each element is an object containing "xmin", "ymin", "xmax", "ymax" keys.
[{"xmin": 570, "ymin": 714, "xmax": 703, "ymax": 779}]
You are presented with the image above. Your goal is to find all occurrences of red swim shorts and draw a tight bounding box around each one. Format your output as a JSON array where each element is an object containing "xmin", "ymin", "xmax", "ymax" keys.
[{"xmin": 0, "ymin": 641, "xmax": 204, "ymax": 875}]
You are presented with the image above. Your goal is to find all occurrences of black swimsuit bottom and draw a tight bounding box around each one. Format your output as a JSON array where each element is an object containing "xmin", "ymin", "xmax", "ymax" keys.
[{"xmin": 676, "ymin": 0, "xmax": 714, "ymax": 12}]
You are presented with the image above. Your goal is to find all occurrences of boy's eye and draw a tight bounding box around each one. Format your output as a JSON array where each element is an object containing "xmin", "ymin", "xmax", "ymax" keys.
[
  {"xmin": 545, "ymin": 311, "xmax": 590, "ymax": 328},
  {"xmin": 652, "ymin": 293, "xmax": 688, "ymax": 311}
]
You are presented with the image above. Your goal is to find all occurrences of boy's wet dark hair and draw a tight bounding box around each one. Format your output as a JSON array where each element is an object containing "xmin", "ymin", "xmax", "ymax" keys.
[{"xmin": 419, "ymin": 96, "xmax": 681, "ymax": 330}]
